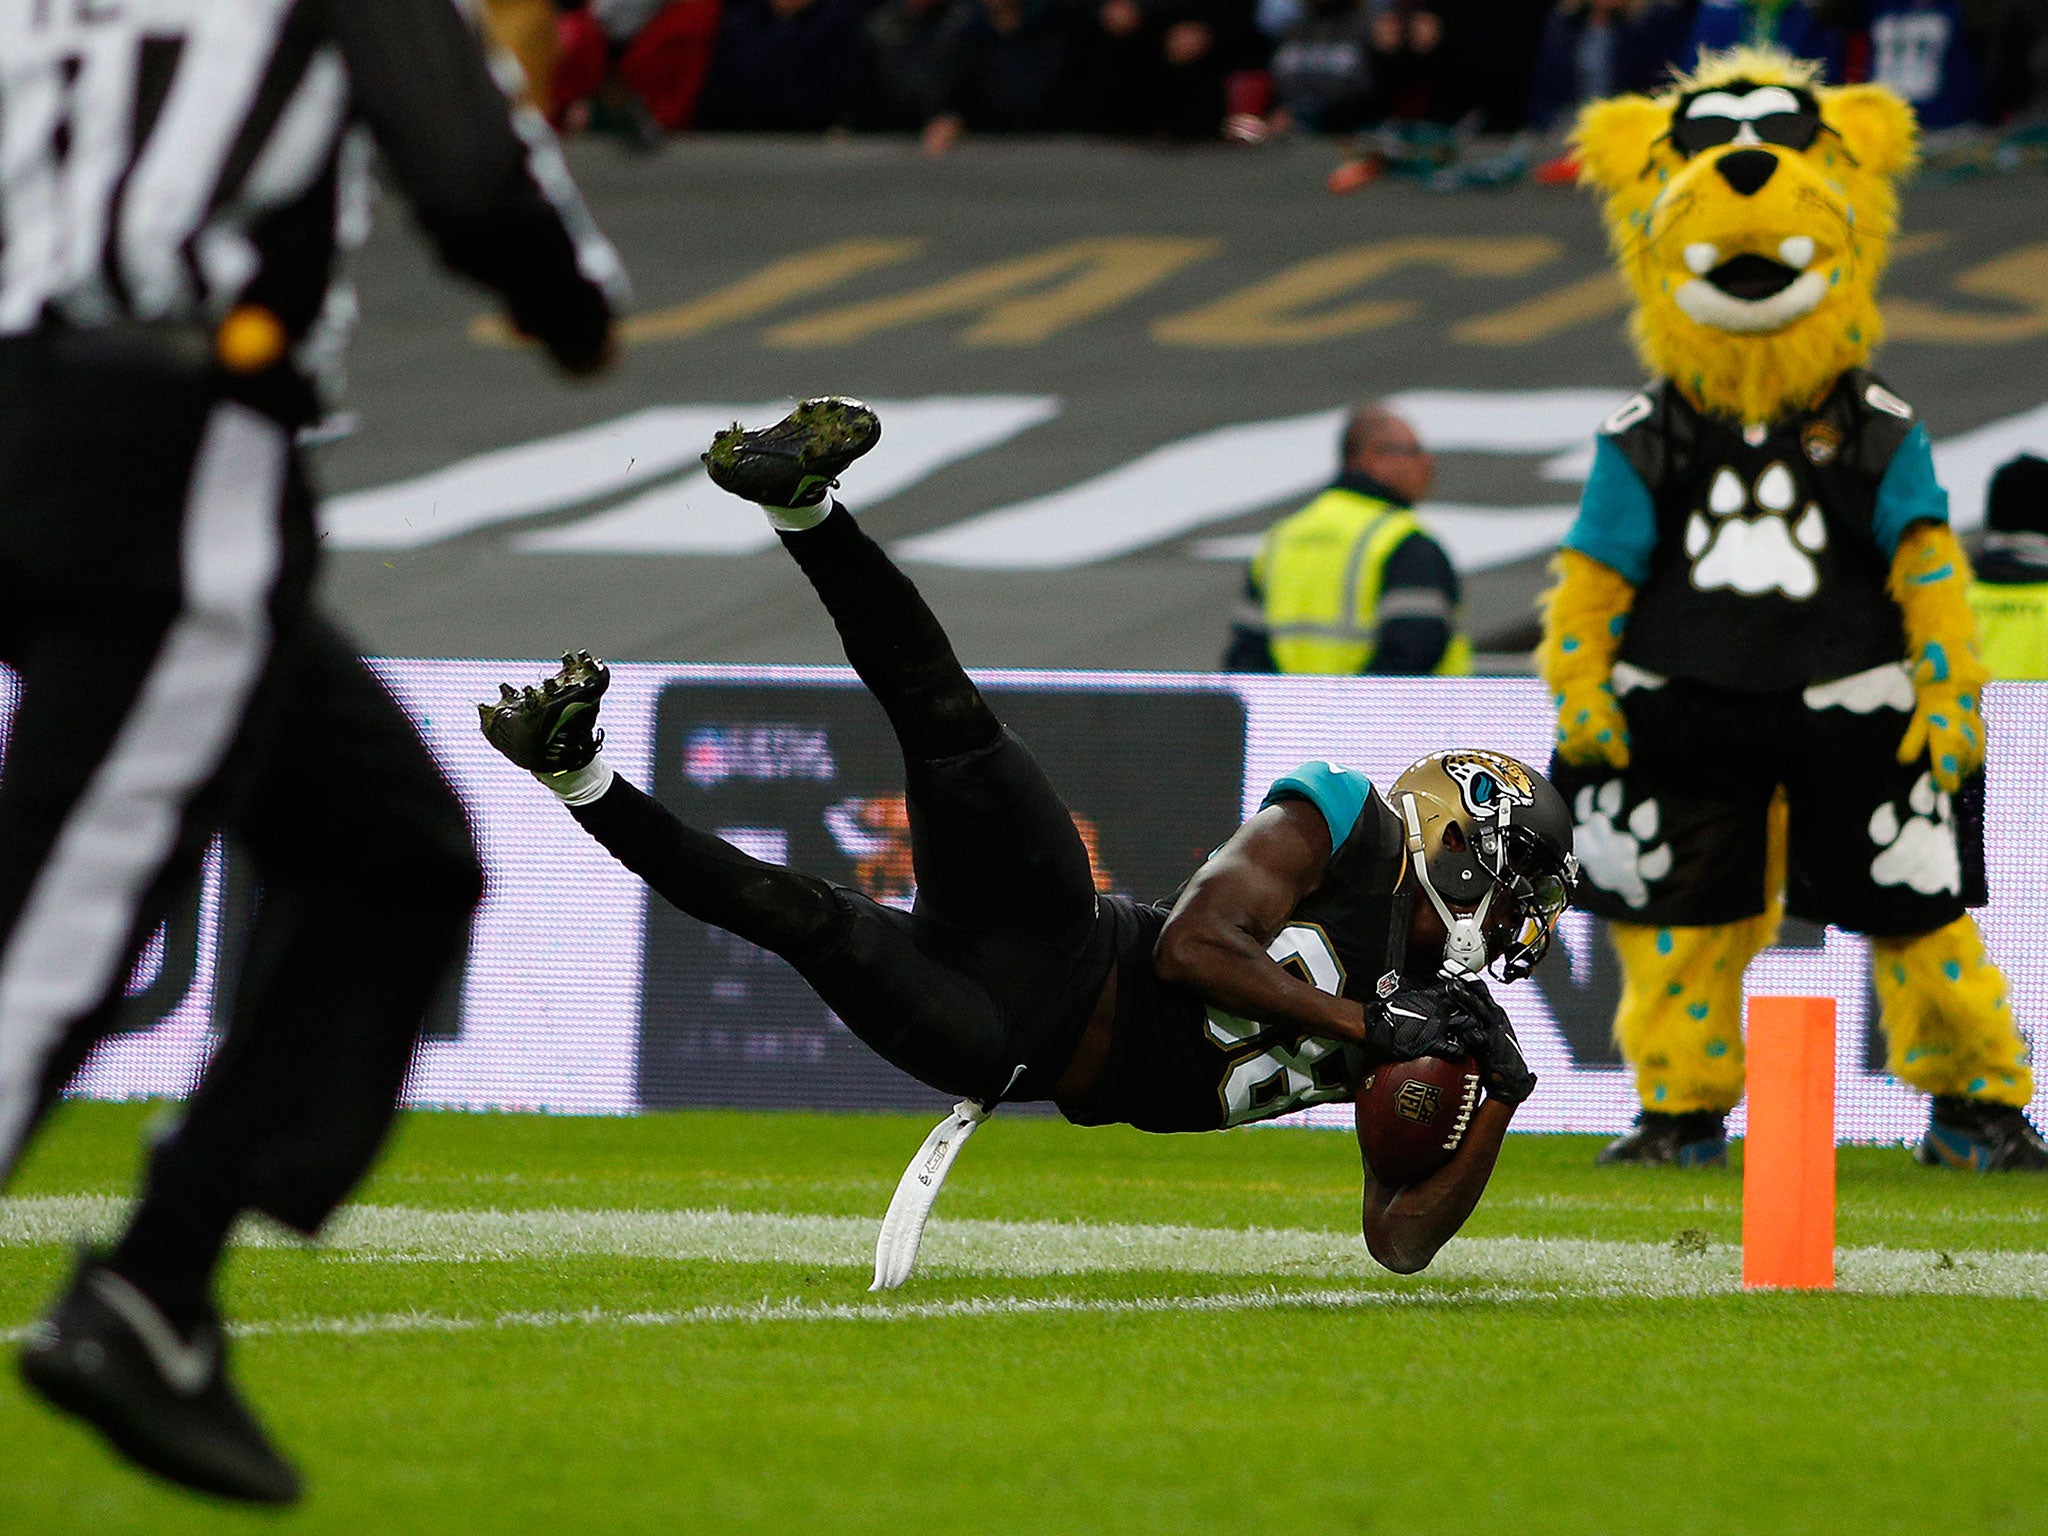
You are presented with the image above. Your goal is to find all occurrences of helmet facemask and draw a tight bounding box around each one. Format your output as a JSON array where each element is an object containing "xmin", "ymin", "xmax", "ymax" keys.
[{"xmin": 1391, "ymin": 750, "xmax": 1580, "ymax": 982}]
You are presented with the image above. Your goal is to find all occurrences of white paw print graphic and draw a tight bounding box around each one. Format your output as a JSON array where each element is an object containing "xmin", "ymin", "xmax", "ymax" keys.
[
  {"xmin": 1868, "ymin": 772, "xmax": 1962, "ymax": 896},
  {"xmin": 1574, "ymin": 780, "xmax": 1674, "ymax": 909},
  {"xmin": 1685, "ymin": 462, "xmax": 1828, "ymax": 600}
]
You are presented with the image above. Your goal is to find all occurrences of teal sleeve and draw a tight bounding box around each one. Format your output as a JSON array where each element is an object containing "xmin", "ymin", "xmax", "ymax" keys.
[
  {"xmin": 1871, "ymin": 424, "xmax": 1948, "ymax": 557},
  {"xmin": 1261, "ymin": 761, "xmax": 1371, "ymax": 853},
  {"xmin": 1561, "ymin": 438, "xmax": 1657, "ymax": 586}
]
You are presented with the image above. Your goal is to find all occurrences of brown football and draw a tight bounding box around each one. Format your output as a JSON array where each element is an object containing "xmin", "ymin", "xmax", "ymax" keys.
[{"xmin": 1356, "ymin": 1055, "xmax": 1483, "ymax": 1187}]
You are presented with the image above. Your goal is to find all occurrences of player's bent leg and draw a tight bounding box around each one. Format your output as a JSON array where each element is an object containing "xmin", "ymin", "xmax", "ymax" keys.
[
  {"xmin": 1874, "ymin": 915, "xmax": 2048, "ymax": 1171},
  {"xmin": 572, "ymin": 775, "xmax": 847, "ymax": 959},
  {"xmin": 1599, "ymin": 918, "xmax": 1762, "ymax": 1166},
  {"xmin": 703, "ymin": 401, "xmax": 1097, "ymax": 929},
  {"xmin": 483, "ymin": 657, "xmax": 1061, "ymax": 1103},
  {"xmin": 704, "ymin": 399, "xmax": 999, "ymax": 763}
]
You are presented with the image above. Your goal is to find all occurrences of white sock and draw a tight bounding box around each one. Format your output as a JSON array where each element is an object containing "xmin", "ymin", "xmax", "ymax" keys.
[
  {"xmin": 763, "ymin": 497, "xmax": 834, "ymax": 533},
  {"xmin": 537, "ymin": 753, "xmax": 615, "ymax": 807}
]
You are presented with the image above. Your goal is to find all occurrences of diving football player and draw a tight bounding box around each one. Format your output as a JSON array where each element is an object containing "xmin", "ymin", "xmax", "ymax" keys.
[{"xmin": 480, "ymin": 400, "xmax": 1578, "ymax": 1274}]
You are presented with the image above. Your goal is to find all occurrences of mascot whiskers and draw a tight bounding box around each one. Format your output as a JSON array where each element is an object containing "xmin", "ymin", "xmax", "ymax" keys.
[{"xmin": 1541, "ymin": 47, "xmax": 2047, "ymax": 1171}]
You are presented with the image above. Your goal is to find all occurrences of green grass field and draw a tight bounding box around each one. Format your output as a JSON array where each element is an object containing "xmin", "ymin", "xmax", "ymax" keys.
[{"xmin": 5, "ymin": 1101, "xmax": 2048, "ymax": 1535}]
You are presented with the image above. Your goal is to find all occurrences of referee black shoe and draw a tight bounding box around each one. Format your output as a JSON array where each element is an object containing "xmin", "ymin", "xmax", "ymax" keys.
[
  {"xmin": 18, "ymin": 1254, "xmax": 301, "ymax": 1506},
  {"xmin": 478, "ymin": 650, "xmax": 610, "ymax": 773},
  {"xmin": 702, "ymin": 396, "xmax": 881, "ymax": 508}
]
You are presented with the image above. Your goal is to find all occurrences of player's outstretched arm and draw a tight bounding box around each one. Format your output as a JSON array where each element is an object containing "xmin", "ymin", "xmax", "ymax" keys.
[
  {"xmin": 1360, "ymin": 1097, "xmax": 1515, "ymax": 1274},
  {"xmin": 1154, "ymin": 801, "xmax": 1369, "ymax": 1046}
]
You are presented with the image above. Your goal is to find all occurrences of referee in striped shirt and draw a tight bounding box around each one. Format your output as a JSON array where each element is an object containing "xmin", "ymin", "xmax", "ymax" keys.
[{"xmin": 1, "ymin": 0, "xmax": 624, "ymax": 1504}]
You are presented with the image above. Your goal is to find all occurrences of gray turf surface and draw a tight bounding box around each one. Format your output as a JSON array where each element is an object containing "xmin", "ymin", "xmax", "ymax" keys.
[{"xmin": 315, "ymin": 136, "xmax": 2048, "ymax": 668}]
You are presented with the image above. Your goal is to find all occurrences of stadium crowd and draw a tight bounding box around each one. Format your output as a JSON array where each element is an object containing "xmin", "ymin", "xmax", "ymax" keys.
[{"xmin": 493, "ymin": 0, "xmax": 2048, "ymax": 151}]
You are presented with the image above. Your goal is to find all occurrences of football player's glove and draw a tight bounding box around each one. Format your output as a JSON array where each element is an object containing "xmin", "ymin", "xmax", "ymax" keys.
[
  {"xmin": 1365, "ymin": 981, "xmax": 1480, "ymax": 1065},
  {"xmin": 478, "ymin": 650, "xmax": 610, "ymax": 773},
  {"xmin": 1445, "ymin": 978, "xmax": 1537, "ymax": 1105}
]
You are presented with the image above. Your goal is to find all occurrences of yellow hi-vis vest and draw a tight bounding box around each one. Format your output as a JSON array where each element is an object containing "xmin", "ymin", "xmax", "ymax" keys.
[
  {"xmin": 1253, "ymin": 487, "xmax": 1473, "ymax": 675},
  {"xmin": 1968, "ymin": 580, "xmax": 2048, "ymax": 680}
]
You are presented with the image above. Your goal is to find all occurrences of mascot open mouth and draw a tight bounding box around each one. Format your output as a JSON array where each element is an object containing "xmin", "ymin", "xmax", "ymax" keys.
[
  {"xmin": 1673, "ymin": 234, "xmax": 1828, "ymax": 333},
  {"xmin": 1706, "ymin": 253, "xmax": 1799, "ymax": 299}
]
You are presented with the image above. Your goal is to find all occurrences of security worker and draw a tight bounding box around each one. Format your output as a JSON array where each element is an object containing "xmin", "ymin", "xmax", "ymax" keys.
[
  {"xmin": 1224, "ymin": 402, "xmax": 1472, "ymax": 675},
  {"xmin": 2, "ymin": 0, "xmax": 623, "ymax": 1505},
  {"xmin": 1968, "ymin": 454, "xmax": 2048, "ymax": 680}
]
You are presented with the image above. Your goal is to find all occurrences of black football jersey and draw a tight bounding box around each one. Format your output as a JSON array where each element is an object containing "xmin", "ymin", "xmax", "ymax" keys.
[{"xmin": 1069, "ymin": 783, "xmax": 1412, "ymax": 1133}]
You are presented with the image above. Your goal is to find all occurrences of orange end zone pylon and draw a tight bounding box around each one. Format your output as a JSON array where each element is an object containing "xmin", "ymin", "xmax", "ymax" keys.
[{"xmin": 1742, "ymin": 995, "xmax": 1837, "ymax": 1290}]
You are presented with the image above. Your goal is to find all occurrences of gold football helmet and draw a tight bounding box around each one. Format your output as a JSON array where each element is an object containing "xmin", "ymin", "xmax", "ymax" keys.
[{"xmin": 1389, "ymin": 750, "xmax": 1579, "ymax": 981}]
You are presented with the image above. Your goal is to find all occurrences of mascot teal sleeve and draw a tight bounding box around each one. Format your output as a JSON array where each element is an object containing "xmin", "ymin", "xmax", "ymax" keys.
[
  {"xmin": 1562, "ymin": 438, "xmax": 1658, "ymax": 585},
  {"xmin": 1871, "ymin": 424, "xmax": 1949, "ymax": 557},
  {"xmin": 1262, "ymin": 762, "xmax": 1372, "ymax": 854}
]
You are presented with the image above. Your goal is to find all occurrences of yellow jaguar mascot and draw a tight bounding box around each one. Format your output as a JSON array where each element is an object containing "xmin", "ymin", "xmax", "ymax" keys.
[{"xmin": 1541, "ymin": 48, "xmax": 2046, "ymax": 1171}]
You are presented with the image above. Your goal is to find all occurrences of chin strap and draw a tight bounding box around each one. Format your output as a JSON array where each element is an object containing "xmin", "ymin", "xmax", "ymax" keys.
[{"xmin": 1400, "ymin": 792, "xmax": 1492, "ymax": 981}]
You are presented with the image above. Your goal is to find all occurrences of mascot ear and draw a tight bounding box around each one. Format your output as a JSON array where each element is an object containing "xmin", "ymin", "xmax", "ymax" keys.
[
  {"xmin": 1572, "ymin": 93, "xmax": 1670, "ymax": 195},
  {"xmin": 1821, "ymin": 84, "xmax": 1919, "ymax": 181}
]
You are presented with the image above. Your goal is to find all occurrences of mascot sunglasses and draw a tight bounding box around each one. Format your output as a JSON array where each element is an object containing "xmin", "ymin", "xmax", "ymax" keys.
[{"xmin": 1668, "ymin": 81, "xmax": 1824, "ymax": 158}]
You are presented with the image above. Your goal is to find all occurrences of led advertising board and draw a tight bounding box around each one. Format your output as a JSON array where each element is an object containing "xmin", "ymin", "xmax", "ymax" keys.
[{"xmin": 34, "ymin": 663, "xmax": 2048, "ymax": 1142}]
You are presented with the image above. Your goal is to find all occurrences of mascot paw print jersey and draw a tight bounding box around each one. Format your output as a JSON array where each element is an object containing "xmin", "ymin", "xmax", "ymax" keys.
[{"xmin": 1566, "ymin": 371, "xmax": 1946, "ymax": 693}]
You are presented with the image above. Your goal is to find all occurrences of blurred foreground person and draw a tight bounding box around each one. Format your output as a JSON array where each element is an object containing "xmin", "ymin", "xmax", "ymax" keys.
[
  {"xmin": 1, "ymin": 0, "xmax": 623, "ymax": 1504},
  {"xmin": 484, "ymin": 400, "xmax": 1576, "ymax": 1280}
]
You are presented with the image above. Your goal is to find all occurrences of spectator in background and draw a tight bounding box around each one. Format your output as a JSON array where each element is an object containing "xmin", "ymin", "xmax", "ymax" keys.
[
  {"xmin": 1072, "ymin": 0, "xmax": 1244, "ymax": 139},
  {"xmin": 1968, "ymin": 454, "xmax": 2048, "ymax": 678},
  {"xmin": 919, "ymin": 0, "xmax": 1078, "ymax": 149},
  {"xmin": 847, "ymin": 0, "xmax": 967, "ymax": 144},
  {"xmin": 554, "ymin": 0, "xmax": 725, "ymax": 134},
  {"xmin": 1861, "ymin": 0, "xmax": 1985, "ymax": 127},
  {"xmin": 1366, "ymin": 0, "xmax": 1454, "ymax": 120},
  {"xmin": 1688, "ymin": 0, "xmax": 1845, "ymax": 77},
  {"xmin": 1982, "ymin": 0, "xmax": 2048, "ymax": 121},
  {"xmin": 1267, "ymin": 0, "xmax": 1381, "ymax": 133},
  {"xmin": 695, "ymin": 0, "xmax": 874, "ymax": 130},
  {"xmin": 1224, "ymin": 403, "xmax": 1472, "ymax": 676},
  {"xmin": 1526, "ymin": 0, "xmax": 1693, "ymax": 133}
]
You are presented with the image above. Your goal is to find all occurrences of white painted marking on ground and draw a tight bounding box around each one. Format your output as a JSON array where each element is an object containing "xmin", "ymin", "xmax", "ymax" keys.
[
  {"xmin": 898, "ymin": 391, "xmax": 1629, "ymax": 570},
  {"xmin": 6, "ymin": 1197, "xmax": 2044, "ymax": 1299},
  {"xmin": 320, "ymin": 406, "xmax": 774, "ymax": 550},
  {"xmin": 0, "ymin": 1287, "xmax": 1555, "ymax": 1345},
  {"xmin": 515, "ymin": 396, "xmax": 1060, "ymax": 555},
  {"xmin": 898, "ymin": 407, "xmax": 1345, "ymax": 569}
]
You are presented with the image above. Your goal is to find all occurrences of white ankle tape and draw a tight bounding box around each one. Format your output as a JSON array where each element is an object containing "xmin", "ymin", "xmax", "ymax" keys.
[
  {"xmin": 764, "ymin": 498, "xmax": 833, "ymax": 533},
  {"xmin": 538, "ymin": 754, "xmax": 615, "ymax": 807}
]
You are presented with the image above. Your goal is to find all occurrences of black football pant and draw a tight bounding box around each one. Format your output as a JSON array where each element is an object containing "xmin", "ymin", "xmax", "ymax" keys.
[
  {"xmin": 569, "ymin": 505, "xmax": 1112, "ymax": 1104},
  {"xmin": 0, "ymin": 342, "xmax": 481, "ymax": 1315}
]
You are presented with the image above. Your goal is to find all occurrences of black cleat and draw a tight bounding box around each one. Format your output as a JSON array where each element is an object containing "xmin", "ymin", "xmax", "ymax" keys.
[
  {"xmin": 478, "ymin": 650, "xmax": 610, "ymax": 773},
  {"xmin": 18, "ymin": 1255, "xmax": 301, "ymax": 1506},
  {"xmin": 701, "ymin": 396, "xmax": 881, "ymax": 508},
  {"xmin": 1916, "ymin": 1096, "xmax": 2048, "ymax": 1171},
  {"xmin": 1596, "ymin": 1110, "xmax": 1730, "ymax": 1167}
]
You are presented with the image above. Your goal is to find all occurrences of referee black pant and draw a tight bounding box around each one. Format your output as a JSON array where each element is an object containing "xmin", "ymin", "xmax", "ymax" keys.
[{"xmin": 0, "ymin": 339, "xmax": 481, "ymax": 1303}]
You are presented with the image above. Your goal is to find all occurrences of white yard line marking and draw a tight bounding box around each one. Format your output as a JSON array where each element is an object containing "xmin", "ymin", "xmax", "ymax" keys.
[
  {"xmin": 6, "ymin": 1196, "xmax": 2046, "ymax": 1300},
  {"xmin": 0, "ymin": 1287, "xmax": 1543, "ymax": 1345}
]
